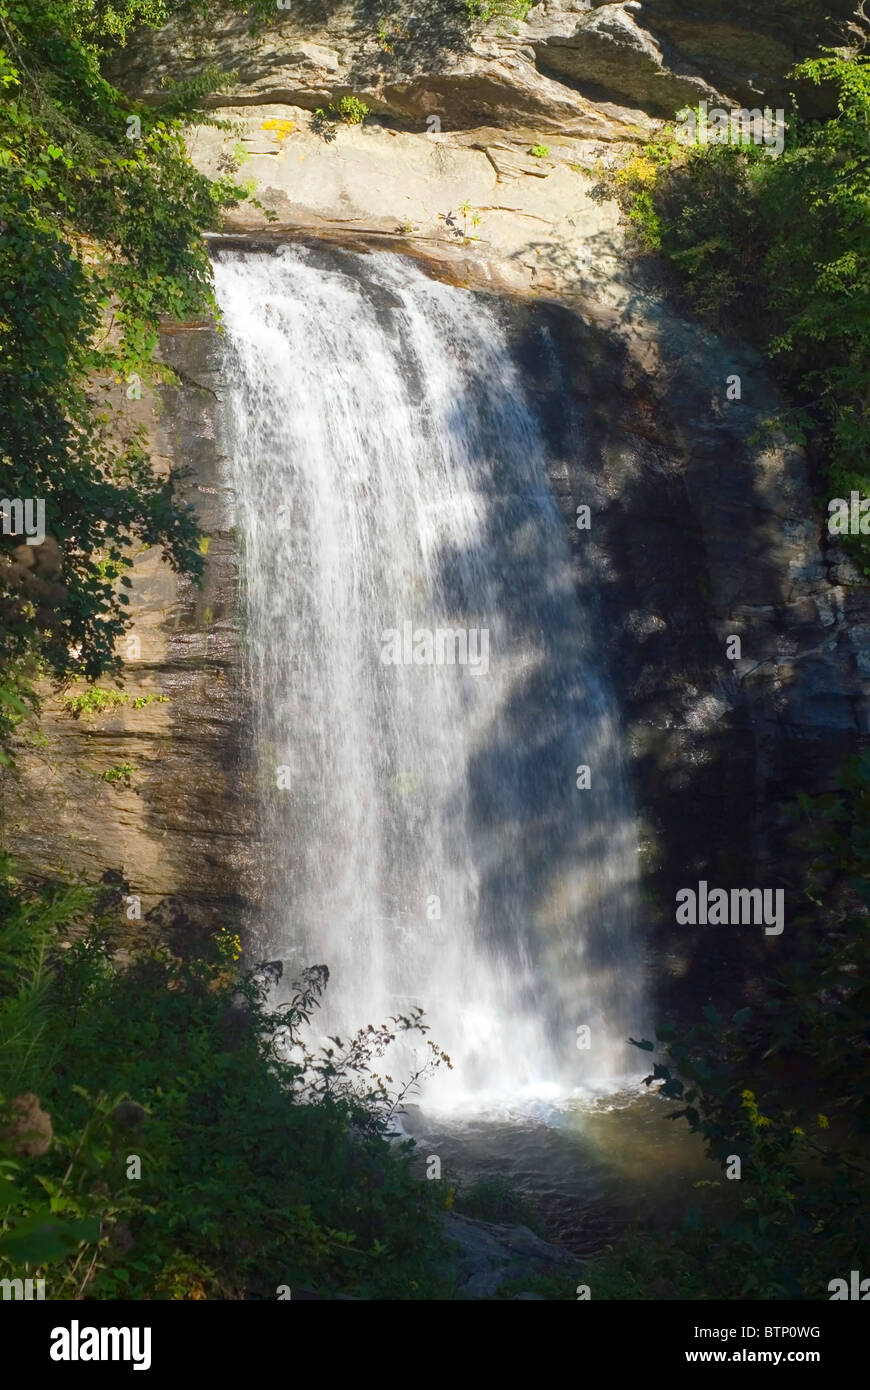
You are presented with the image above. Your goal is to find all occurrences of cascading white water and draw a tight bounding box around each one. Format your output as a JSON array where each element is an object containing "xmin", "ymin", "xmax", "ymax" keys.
[{"xmin": 213, "ymin": 245, "xmax": 643, "ymax": 1108}]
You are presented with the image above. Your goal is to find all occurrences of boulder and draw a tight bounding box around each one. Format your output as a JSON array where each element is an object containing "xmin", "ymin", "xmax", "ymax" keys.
[
  {"xmin": 533, "ymin": 2, "xmax": 725, "ymax": 117},
  {"xmin": 442, "ymin": 1212, "xmax": 579, "ymax": 1298}
]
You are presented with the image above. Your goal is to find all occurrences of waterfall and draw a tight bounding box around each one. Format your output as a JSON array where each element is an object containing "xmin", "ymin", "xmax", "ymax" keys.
[{"xmin": 212, "ymin": 244, "xmax": 642, "ymax": 1108}]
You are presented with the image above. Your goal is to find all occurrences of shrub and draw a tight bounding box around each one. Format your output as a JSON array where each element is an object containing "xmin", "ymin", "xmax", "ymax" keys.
[
  {"xmin": 595, "ymin": 752, "xmax": 870, "ymax": 1299},
  {"xmin": 0, "ymin": 872, "xmax": 453, "ymax": 1298},
  {"xmin": 603, "ymin": 53, "xmax": 870, "ymax": 571}
]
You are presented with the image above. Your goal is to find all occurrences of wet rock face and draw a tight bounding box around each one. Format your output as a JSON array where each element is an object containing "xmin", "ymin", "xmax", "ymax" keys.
[{"xmin": 511, "ymin": 295, "xmax": 870, "ymax": 1016}]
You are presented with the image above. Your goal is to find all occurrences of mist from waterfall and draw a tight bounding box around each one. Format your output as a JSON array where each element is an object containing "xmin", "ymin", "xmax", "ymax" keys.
[{"xmin": 213, "ymin": 245, "xmax": 643, "ymax": 1109}]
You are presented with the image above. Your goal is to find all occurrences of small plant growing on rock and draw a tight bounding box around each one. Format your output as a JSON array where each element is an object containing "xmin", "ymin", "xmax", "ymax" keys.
[
  {"xmin": 439, "ymin": 202, "xmax": 482, "ymax": 244},
  {"xmin": 458, "ymin": 199, "xmax": 482, "ymax": 242},
  {"xmin": 64, "ymin": 688, "xmax": 127, "ymax": 718},
  {"xmin": 465, "ymin": 0, "xmax": 533, "ymax": 22},
  {"xmin": 214, "ymin": 929, "xmax": 242, "ymax": 963},
  {"xmin": 530, "ymin": 144, "xmax": 550, "ymax": 159},
  {"xmin": 329, "ymin": 95, "xmax": 370, "ymax": 127},
  {"xmin": 376, "ymin": 19, "xmax": 408, "ymax": 52},
  {"xmin": 63, "ymin": 688, "xmax": 169, "ymax": 719},
  {"xmin": 216, "ymin": 142, "xmax": 251, "ymax": 175},
  {"xmin": 99, "ymin": 763, "xmax": 137, "ymax": 786}
]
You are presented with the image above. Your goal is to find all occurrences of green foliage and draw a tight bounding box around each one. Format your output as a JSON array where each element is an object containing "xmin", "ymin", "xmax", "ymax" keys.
[
  {"xmin": 605, "ymin": 52, "xmax": 870, "ymax": 570},
  {"xmin": 441, "ymin": 199, "xmax": 482, "ymax": 244},
  {"xmin": 464, "ymin": 0, "xmax": 533, "ymax": 22},
  {"xmin": 330, "ymin": 95, "xmax": 370, "ymax": 126},
  {"xmin": 0, "ymin": 857, "xmax": 93, "ymax": 1100},
  {"xmin": 599, "ymin": 753, "xmax": 870, "ymax": 1299},
  {"xmin": 62, "ymin": 687, "xmax": 168, "ymax": 717},
  {"xmin": 375, "ymin": 18, "xmax": 408, "ymax": 53},
  {"xmin": 0, "ymin": 0, "xmax": 265, "ymax": 757},
  {"xmin": 0, "ymin": 671, "xmax": 38, "ymax": 765},
  {"xmin": 453, "ymin": 1173, "xmax": 543, "ymax": 1232},
  {"xmin": 98, "ymin": 762, "xmax": 136, "ymax": 784},
  {"xmin": 63, "ymin": 689, "xmax": 127, "ymax": 718},
  {"xmin": 0, "ymin": 872, "xmax": 452, "ymax": 1298}
]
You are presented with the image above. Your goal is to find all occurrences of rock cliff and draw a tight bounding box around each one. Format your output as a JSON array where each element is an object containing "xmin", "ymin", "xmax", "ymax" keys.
[{"xmin": 5, "ymin": 1, "xmax": 867, "ymax": 986}]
